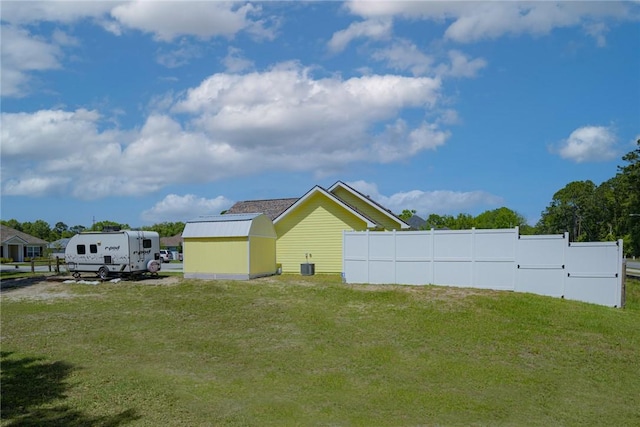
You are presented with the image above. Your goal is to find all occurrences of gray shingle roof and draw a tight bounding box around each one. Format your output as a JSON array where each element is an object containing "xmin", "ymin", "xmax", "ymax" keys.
[
  {"xmin": 160, "ymin": 233, "xmax": 183, "ymax": 247},
  {"xmin": 225, "ymin": 198, "xmax": 298, "ymax": 220},
  {"xmin": 407, "ymin": 215, "xmax": 427, "ymax": 230},
  {"xmin": 0, "ymin": 224, "xmax": 49, "ymax": 244}
]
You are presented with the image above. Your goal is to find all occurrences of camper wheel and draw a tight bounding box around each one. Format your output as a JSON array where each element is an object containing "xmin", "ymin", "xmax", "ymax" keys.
[{"xmin": 98, "ymin": 266, "xmax": 109, "ymax": 280}]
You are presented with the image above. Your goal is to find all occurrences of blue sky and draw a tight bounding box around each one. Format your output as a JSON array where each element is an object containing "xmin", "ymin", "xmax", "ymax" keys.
[{"xmin": 1, "ymin": 1, "xmax": 639, "ymax": 229}]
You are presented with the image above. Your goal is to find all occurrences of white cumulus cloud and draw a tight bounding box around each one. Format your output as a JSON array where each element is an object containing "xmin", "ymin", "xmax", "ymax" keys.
[
  {"xmin": 370, "ymin": 39, "xmax": 435, "ymax": 76},
  {"xmin": 110, "ymin": 1, "xmax": 270, "ymax": 42},
  {"xmin": 1, "ymin": 64, "xmax": 451, "ymax": 199},
  {"xmin": 0, "ymin": 25, "xmax": 64, "ymax": 97},
  {"xmin": 343, "ymin": 1, "xmax": 636, "ymax": 45},
  {"xmin": 440, "ymin": 50, "xmax": 487, "ymax": 78},
  {"xmin": 555, "ymin": 126, "xmax": 618, "ymax": 163},
  {"xmin": 0, "ymin": 1, "xmax": 115, "ymax": 25},
  {"xmin": 328, "ymin": 18, "xmax": 392, "ymax": 52},
  {"xmin": 141, "ymin": 194, "xmax": 233, "ymax": 223},
  {"xmin": 346, "ymin": 181, "xmax": 503, "ymax": 217}
]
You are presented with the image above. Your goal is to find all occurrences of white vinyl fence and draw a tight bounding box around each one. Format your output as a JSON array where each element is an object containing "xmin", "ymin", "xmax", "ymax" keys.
[{"xmin": 343, "ymin": 228, "xmax": 624, "ymax": 307}]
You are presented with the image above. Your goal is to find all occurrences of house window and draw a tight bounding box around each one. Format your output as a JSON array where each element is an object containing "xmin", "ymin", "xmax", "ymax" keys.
[
  {"xmin": 77, "ymin": 245, "xmax": 86, "ymax": 255},
  {"xmin": 143, "ymin": 239, "xmax": 152, "ymax": 248},
  {"xmin": 26, "ymin": 246, "xmax": 42, "ymax": 258},
  {"xmin": 90, "ymin": 244, "xmax": 98, "ymax": 253}
]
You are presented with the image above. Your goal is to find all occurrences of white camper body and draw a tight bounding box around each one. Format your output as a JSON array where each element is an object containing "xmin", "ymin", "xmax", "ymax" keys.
[{"xmin": 65, "ymin": 230, "xmax": 162, "ymax": 279}]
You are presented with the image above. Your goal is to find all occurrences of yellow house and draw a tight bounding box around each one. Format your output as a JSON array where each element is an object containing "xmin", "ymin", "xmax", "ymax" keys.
[
  {"xmin": 226, "ymin": 181, "xmax": 409, "ymax": 274},
  {"xmin": 182, "ymin": 213, "xmax": 277, "ymax": 280}
]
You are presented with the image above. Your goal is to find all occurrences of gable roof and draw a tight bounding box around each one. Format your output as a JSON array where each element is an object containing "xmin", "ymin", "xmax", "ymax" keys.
[
  {"xmin": 225, "ymin": 198, "xmax": 298, "ymax": 220},
  {"xmin": 328, "ymin": 181, "xmax": 410, "ymax": 229},
  {"xmin": 1, "ymin": 224, "xmax": 48, "ymax": 245},
  {"xmin": 273, "ymin": 185, "xmax": 377, "ymax": 227},
  {"xmin": 222, "ymin": 181, "xmax": 408, "ymax": 230},
  {"xmin": 407, "ymin": 214, "xmax": 427, "ymax": 230}
]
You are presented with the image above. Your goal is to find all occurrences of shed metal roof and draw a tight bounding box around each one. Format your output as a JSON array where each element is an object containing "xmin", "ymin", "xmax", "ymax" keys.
[
  {"xmin": 183, "ymin": 213, "xmax": 274, "ymax": 238},
  {"xmin": 189, "ymin": 213, "xmax": 260, "ymax": 223}
]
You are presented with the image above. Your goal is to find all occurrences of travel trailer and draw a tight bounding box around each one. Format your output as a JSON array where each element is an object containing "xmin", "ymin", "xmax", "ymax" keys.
[{"xmin": 65, "ymin": 230, "xmax": 162, "ymax": 279}]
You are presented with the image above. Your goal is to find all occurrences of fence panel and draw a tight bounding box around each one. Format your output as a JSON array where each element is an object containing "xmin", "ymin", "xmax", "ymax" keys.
[
  {"xmin": 343, "ymin": 231, "xmax": 369, "ymax": 283},
  {"xmin": 565, "ymin": 242, "xmax": 623, "ymax": 307},
  {"xmin": 515, "ymin": 234, "xmax": 567, "ymax": 298},
  {"xmin": 343, "ymin": 228, "xmax": 623, "ymax": 307},
  {"xmin": 474, "ymin": 229, "xmax": 517, "ymax": 291},
  {"xmin": 432, "ymin": 230, "xmax": 471, "ymax": 287}
]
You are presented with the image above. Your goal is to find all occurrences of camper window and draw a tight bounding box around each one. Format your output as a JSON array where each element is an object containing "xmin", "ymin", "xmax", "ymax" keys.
[
  {"xmin": 90, "ymin": 244, "xmax": 98, "ymax": 253},
  {"xmin": 143, "ymin": 239, "xmax": 152, "ymax": 248},
  {"xmin": 77, "ymin": 245, "xmax": 86, "ymax": 254}
]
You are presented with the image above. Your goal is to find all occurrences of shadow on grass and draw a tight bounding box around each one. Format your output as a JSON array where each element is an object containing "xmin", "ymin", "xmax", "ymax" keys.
[
  {"xmin": 0, "ymin": 275, "xmax": 51, "ymax": 293},
  {"xmin": 1, "ymin": 351, "xmax": 140, "ymax": 426}
]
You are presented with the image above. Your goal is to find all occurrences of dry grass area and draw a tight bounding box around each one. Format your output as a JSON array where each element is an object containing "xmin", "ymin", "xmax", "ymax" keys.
[{"xmin": 1, "ymin": 274, "xmax": 182, "ymax": 302}]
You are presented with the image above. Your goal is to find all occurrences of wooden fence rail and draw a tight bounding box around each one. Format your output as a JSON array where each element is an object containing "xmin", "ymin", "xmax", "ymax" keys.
[{"xmin": 29, "ymin": 257, "xmax": 66, "ymax": 273}]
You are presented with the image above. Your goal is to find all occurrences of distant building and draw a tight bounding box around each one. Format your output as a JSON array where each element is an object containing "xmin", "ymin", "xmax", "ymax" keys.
[
  {"xmin": 48, "ymin": 237, "xmax": 71, "ymax": 259},
  {"xmin": 406, "ymin": 214, "xmax": 427, "ymax": 230},
  {"xmin": 0, "ymin": 225, "xmax": 48, "ymax": 262}
]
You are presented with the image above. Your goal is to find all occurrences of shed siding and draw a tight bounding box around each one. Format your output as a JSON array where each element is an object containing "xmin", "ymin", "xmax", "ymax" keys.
[
  {"xmin": 275, "ymin": 192, "xmax": 367, "ymax": 274},
  {"xmin": 184, "ymin": 237, "xmax": 248, "ymax": 274},
  {"xmin": 249, "ymin": 235, "xmax": 277, "ymax": 277},
  {"xmin": 331, "ymin": 186, "xmax": 402, "ymax": 230}
]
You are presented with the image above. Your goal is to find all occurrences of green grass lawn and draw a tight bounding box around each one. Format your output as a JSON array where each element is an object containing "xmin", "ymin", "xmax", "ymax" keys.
[{"xmin": 2, "ymin": 275, "xmax": 639, "ymax": 426}]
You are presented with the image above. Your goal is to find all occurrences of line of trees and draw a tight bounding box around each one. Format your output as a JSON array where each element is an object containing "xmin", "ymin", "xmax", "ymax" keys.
[
  {"xmin": 2, "ymin": 141, "xmax": 638, "ymax": 255},
  {"xmin": 0, "ymin": 219, "xmax": 185, "ymax": 242},
  {"xmin": 535, "ymin": 140, "xmax": 639, "ymax": 256},
  {"xmin": 401, "ymin": 140, "xmax": 639, "ymax": 256},
  {"xmin": 399, "ymin": 207, "xmax": 534, "ymax": 234}
]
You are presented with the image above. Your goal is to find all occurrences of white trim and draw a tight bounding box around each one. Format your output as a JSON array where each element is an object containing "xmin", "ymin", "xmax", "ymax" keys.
[
  {"xmin": 273, "ymin": 185, "xmax": 376, "ymax": 227},
  {"xmin": 2, "ymin": 235, "xmax": 29, "ymax": 245},
  {"xmin": 328, "ymin": 181, "xmax": 410, "ymax": 229}
]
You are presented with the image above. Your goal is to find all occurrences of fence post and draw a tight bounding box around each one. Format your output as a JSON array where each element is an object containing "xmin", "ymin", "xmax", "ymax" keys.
[
  {"xmin": 562, "ymin": 232, "xmax": 569, "ymax": 298},
  {"xmin": 366, "ymin": 229, "xmax": 370, "ymax": 283},
  {"xmin": 431, "ymin": 228, "xmax": 435, "ymax": 285},
  {"xmin": 393, "ymin": 229, "xmax": 397, "ymax": 284},
  {"xmin": 471, "ymin": 227, "xmax": 476, "ymax": 287},
  {"xmin": 31, "ymin": 259, "xmax": 35, "ymax": 273},
  {"xmin": 619, "ymin": 240, "xmax": 625, "ymax": 308},
  {"xmin": 49, "ymin": 258, "xmax": 52, "ymax": 272},
  {"xmin": 55, "ymin": 256, "xmax": 60, "ymax": 273}
]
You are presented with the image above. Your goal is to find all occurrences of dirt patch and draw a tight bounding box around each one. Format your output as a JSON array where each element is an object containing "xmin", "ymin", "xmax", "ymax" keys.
[{"xmin": 1, "ymin": 274, "xmax": 181, "ymax": 301}]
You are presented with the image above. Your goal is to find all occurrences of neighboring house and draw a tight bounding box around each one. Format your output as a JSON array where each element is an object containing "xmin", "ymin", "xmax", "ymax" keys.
[
  {"xmin": 160, "ymin": 233, "xmax": 184, "ymax": 260},
  {"xmin": 0, "ymin": 224, "xmax": 48, "ymax": 262},
  {"xmin": 406, "ymin": 214, "xmax": 427, "ymax": 230},
  {"xmin": 48, "ymin": 237, "xmax": 71, "ymax": 259},
  {"xmin": 225, "ymin": 181, "xmax": 409, "ymax": 274},
  {"xmin": 160, "ymin": 233, "xmax": 183, "ymax": 251}
]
